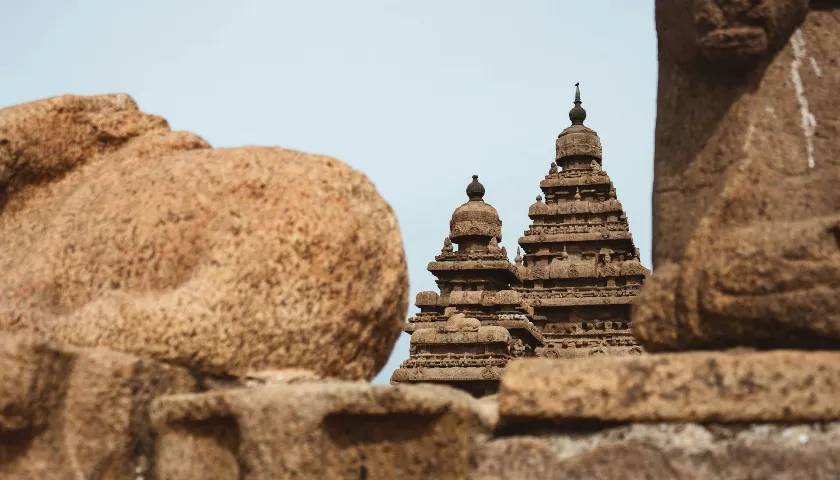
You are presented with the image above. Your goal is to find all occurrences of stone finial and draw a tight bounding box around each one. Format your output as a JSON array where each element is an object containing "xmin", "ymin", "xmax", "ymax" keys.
[
  {"xmin": 488, "ymin": 236, "xmax": 501, "ymax": 253},
  {"xmin": 574, "ymin": 188, "xmax": 582, "ymax": 201},
  {"xmin": 549, "ymin": 162, "xmax": 558, "ymax": 175},
  {"xmin": 536, "ymin": 193, "xmax": 543, "ymax": 203},
  {"xmin": 514, "ymin": 247, "xmax": 523, "ymax": 266},
  {"xmin": 569, "ymin": 82, "xmax": 587, "ymax": 125},
  {"xmin": 466, "ymin": 175, "xmax": 485, "ymax": 201},
  {"xmin": 442, "ymin": 236, "xmax": 454, "ymax": 253},
  {"xmin": 560, "ymin": 245, "xmax": 569, "ymax": 260}
]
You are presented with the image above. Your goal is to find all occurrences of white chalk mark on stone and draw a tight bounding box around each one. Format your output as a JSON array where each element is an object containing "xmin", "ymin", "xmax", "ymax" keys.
[
  {"xmin": 790, "ymin": 29, "xmax": 818, "ymax": 169},
  {"xmin": 739, "ymin": 123, "xmax": 756, "ymax": 172},
  {"xmin": 809, "ymin": 57, "xmax": 823, "ymax": 78}
]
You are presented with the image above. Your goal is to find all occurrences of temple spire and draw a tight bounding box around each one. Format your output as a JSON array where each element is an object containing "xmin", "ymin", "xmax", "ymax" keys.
[{"xmin": 569, "ymin": 82, "xmax": 587, "ymax": 125}]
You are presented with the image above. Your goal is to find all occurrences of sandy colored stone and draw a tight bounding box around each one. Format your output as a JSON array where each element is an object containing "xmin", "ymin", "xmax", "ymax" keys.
[
  {"xmin": 151, "ymin": 382, "xmax": 492, "ymax": 480},
  {"xmin": 472, "ymin": 423, "xmax": 840, "ymax": 480},
  {"xmin": 0, "ymin": 94, "xmax": 408, "ymax": 379},
  {"xmin": 0, "ymin": 333, "xmax": 195, "ymax": 479},
  {"xmin": 499, "ymin": 351, "xmax": 840, "ymax": 423},
  {"xmin": 633, "ymin": 1, "xmax": 840, "ymax": 350}
]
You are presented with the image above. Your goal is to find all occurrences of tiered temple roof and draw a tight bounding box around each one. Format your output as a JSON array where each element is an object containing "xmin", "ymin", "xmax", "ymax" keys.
[
  {"xmin": 392, "ymin": 176, "xmax": 543, "ymax": 396},
  {"xmin": 516, "ymin": 84, "xmax": 648, "ymax": 358}
]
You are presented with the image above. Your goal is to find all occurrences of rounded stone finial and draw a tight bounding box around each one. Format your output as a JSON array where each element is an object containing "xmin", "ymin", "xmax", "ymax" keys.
[
  {"xmin": 536, "ymin": 193, "xmax": 543, "ymax": 202},
  {"xmin": 450, "ymin": 178, "xmax": 502, "ymax": 241},
  {"xmin": 466, "ymin": 174, "xmax": 485, "ymax": 201},
  {"xmin": 569, "ymin": 82, "xmax": 587, "ymax": 125}
]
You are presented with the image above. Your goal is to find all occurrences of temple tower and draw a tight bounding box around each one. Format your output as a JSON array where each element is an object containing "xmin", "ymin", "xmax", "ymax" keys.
[
  {"xmin": 392, "ymin": 176, "xmax": 543, "ymax": 396},
  {"xmin": 516, "ymin": 84, "xmax": 648, "ymax": 358}
]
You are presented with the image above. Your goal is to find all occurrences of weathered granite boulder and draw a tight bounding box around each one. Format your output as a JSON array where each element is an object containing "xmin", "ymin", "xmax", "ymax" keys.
[
  {"xmin": 472, "ymin": 423, "xmax": 840, "ymax": 480},
  {"xmin": 633, "ymin": 1, "xmax": 840, "ymax": 350},
  {"xmin": 0, "ymin": 333, "xmax": 196, "ymax": 479},
  {"xmin": 0, "ymin": 94, "xmax": 408, "ymax": 379},
  {"xmin": 152, "ymin": 382, "xmax": 494, "ymax": 479},
  {"xmin": 498, "ymin": 352, "xmax": 840, "ymax": 423}
]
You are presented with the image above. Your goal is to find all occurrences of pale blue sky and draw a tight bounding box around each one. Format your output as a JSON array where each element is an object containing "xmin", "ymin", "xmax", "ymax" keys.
[{"xmin": 0, "ymin": 1, "xmax": 657, "ymax": 382}]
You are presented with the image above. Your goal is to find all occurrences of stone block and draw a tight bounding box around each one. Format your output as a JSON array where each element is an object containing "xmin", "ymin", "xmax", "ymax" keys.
[
  {"xmin": 0, "ymin": 334, "xmax": 195, "ymax": 479},
  {"xmin": 472, "ymin": 423, "xmax": 840, "ymax": 480},
  {"xmin": 0, "ymin": 93, "xmax": 408, "ymax": 380},
  {"xmin": 152, "ymin": 382, "xmax": 494, "ymax": 479},
  {"xmin": 499, "ymin": 351, "xmax": 840, "ymax": 423}
]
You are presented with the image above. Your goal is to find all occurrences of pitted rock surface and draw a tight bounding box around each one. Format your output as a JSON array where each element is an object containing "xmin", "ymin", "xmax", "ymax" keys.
[
  {"xmin": 152, "ymin": 382, "xmax": 492, "ymax": 480},
  {"xmin": 0, "ymin": 333, "xmax": 195, "ymax": 480},
  {"xmin": 0, "ymin": 94, "xmax": 408, "ymax": 379},
  {"xmin": 499, "ymin": 351, "xmax": 840, "ymax": 423},
  {"xmin": 472, "ymin": 422, "xmax": 840, "ymax": 480},
  {"xmin": 634, "ymin": 2, "xmax": 840, "ymax": 350}
]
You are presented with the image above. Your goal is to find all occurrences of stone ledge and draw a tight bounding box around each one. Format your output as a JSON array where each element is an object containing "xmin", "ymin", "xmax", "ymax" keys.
[
  {"xmin": 472, "ymin": 422, "xmax": 840, "ymax": 480},
  {"xmin": 499, "ymin": 350, "xmax": 840, "ymax": 423}
]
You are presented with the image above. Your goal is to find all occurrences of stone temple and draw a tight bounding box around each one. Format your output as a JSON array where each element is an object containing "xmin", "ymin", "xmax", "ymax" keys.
[
  {"xmin": 517, "ymin": 84, "xmax": 648, "ymax": 358},
  {"xmin": 393, "ymin": 85, "xmax": 648, "ymax": 394},
  {"xmin": 391, "ymin": 175, "xmax": 544, "ymax": 396}
]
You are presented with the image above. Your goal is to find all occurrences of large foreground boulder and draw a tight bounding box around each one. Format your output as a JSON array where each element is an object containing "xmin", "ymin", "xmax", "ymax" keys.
[
  {"xmin": 0, "ymin": 94, "xmax": 408, "ymax": 379},
  {"xmin": 634, "ymin": 1, "xmax": 840, "ymax": 350}
]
